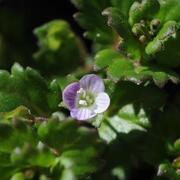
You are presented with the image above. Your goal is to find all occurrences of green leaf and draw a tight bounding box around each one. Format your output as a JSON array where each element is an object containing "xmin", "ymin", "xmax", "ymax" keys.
[
  {"xmin": 174, "ymin": 139, "xmax": 180, "ymax": 152},
  {"xmin": 107, "ymin": 58, "xmax": 134, "ymax": 80},
  {"xmin": 102, "ymin": 7, "xmax": 130, "ymax": 39},
  {"xmin": 72, "ymin": 0, "xmax": 114, "ymax": 44},
  {"xmin": 98, "ymin": 115, "xmax": 146, "ymax": 143},
  {"xmin": 0, "ymin": 152, "xmax": 11, "ymax": 167},
  {"xmin": 11, "ymin": 143, "xmax": 56, "ymax": 168},
  {"xmin": 111, "ymin": 0, "xmax": 135, "ymax": 18},
  {"xmin": 38, "ymin": 119, "xmax": 78, "ymax": 151},
  {"xmin": 129, "ymin": 0, "xmax": 160, "ymax": 26},
  {"xmin": 102, "ymin": 7, "xmax": 141, "ymax": 60},
  {"xmin": 146, "ymin": 21, "xmax": 178, "ymax": 55},
  {"xmin": 38, "ymin": 119, "xmax": 103, "ymax": 152},
  {"xmin": 157, "ymin": 0, "xmax": 180, "ymax": 23},
  {"xmin": 59, "ymin": 148, "xmax": 101, "ymax": 175},
  {"xmin": 0, "ymin": 106, "xmax": 104, "ymax": 178},
  {"xmin": 173, "ymin": 157, "xmax": 180, "ymax": 169},
  {"xmin": 0, "ymin": 106, "xmax": 34, "ymax": 123},
  {"xmin": 27, "ymin": 146, "xmax": 55, "ymax": 167},
  {"xmin": 107, "ymin": 82, "xmax": 167, "ymax": 118},
  {"xmin": 145, "ymin": 21, "xmax": 180, "ymax": 67},
  {"xmin": 10, "ymin": 172, "xmax": 24, "ymax": 180},
  {"xmin": 158, "ymin": 162, "xmax": 180, "ymax": 180},
  {"xmin": 95, "ymin": 48, "xmax": 123, "ymax": 69},
  {"xmin": 72, "ymin": 0, "xmax": 139, "ymax": 44},
  {"xmin": 0, "ymin": 120, "xmax": 37, "ymax": 153},
  {"xmin": 0, "ymin": 106, "xmax": 39, "ymax": 153},
  {"xmin": 118, "ymin": 104, "xmax": 150, "ymax": 127},
  {"xmin": 134, "ymin": 65, "xmax": 180, "ymax": 87},
  {"xmin": 0, "ymin": 63, "xmax": 60, "ymax": 115},
  {"xmin": 38, "ymin": 118, "xmax": 104, "ymax": 177},
  {"xmin": 34, "ymin": 20, "xmax": 86, "ymax": 76},
  {"xmin": 98, "ymin": 105, "xmax": 147, "ymax": 143},
  {"xmin": 60, "ymin": 169, "xmax": 76, "ymax": 180},
  {"xmin": 95, "ymin": 48, "xmax": 179, "ymax": 87}
]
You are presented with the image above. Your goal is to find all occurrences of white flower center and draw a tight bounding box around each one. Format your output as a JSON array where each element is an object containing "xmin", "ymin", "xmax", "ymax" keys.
[
  {"xmin": 79, "ymin": 100, "xmax": 88, "ymax": 106},
  {"xmin": 77, "ymin": 88, "xmax": 95, "ymax": 107}
]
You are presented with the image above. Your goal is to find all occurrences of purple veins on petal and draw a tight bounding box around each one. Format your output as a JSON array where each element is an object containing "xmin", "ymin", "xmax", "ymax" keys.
[
  {"xmin": 62, "ymin": 74, "xmax": 110, "ymax": 121},
  {"xmin": 94, "ymin": 92, "xmax": 110, "ymax": 113},
  {"xmin": 62, "ymin": 82, "xmax": 80, "ymax": 110},
  {"xmin": 80, "ymin": 74, "xmax": 104, "ymax": 94},
  {"xmin": 70, "ymin": 108, "xmax": 96, "ymax": 121}
]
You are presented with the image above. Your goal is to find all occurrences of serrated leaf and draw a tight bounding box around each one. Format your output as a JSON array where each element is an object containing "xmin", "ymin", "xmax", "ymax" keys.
[
  {"xmin": 95, "ymin": 48, "xmax": 179, "ymax": 86},
  {"xmin": 38, "ymin": 118, "xmax": 104, "ymax": 177},
  {"xmin": 0, "ymin": 63, "xmax": 60, "ymax": 115},
  {"xmin": 102, "ymin": 7, "xmax": 141, "ymax": 60},
  {"xmin": 0, "ymin": 106, "xmax": 104, "ymax": 178},
  {"xmin": 38, "ymin": 119, "xmax": 78, "ymax": 151},
  {"xmin": 38, "ymin": 119, "xmax": 103, "ymax": 152},
  {"xmin": 72, "ymin": 0, "xmax": 114, "ymax": 44},
  {"xmin": 98, "ymin": 105, "xmax": 147, "ymax": 143},
  {"xmin": 134, "ymin": 65, "xmax": 180, "ymax": 87}
]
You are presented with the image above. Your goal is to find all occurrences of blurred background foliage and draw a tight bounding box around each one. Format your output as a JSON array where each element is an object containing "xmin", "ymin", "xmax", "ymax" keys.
[
  {"xmin": 0, "ymin": 0, "xmax": 87, "ymax": 72},
  {"xmin": 0, "ymin": 0, "xmax": 179, "ymax": 180}
]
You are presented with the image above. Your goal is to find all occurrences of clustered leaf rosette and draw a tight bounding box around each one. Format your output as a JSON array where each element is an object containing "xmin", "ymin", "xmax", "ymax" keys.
[{"xmin": 63, "ymin": 74, "xmax": 110, "ymax": 120}]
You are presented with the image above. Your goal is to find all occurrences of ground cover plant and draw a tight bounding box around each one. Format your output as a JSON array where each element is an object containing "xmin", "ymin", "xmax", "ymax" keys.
[{"xmin": 0, "ymin": 0, "xmax": 179, "ymax": 179}]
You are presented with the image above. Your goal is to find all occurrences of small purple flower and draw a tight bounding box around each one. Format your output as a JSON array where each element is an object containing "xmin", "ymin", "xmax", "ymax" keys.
[{"xmin": 63, "ymin": 74, "xmax": 110, "ymax": 121}]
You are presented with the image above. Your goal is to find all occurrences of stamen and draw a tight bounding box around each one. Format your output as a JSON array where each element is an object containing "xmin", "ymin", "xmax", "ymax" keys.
[
  {"xmin": 79, "ymin": 100, "xmax": 88, "ymax": 106},
  {"xmin": 77, "ymin": 88, "xmax": 84, "ymax": 94},
  {"xmin": 77, "ymin": 89, "xmax": 95, "ymax": 107}
]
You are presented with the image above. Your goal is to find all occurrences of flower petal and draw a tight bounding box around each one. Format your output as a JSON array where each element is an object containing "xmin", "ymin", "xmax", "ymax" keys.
[
  {"xmin": 94, "ymin": 92, "xmax": 110, "ymax": 113},
  {"xmin": 70, "ymin": 108, "xmax": 96, "ymax": 121},
  {"xmin": 80, "ymin": 74, "xmax": 104, "ymax": 94},
  {"xmin": 63, "ymin": 82, "xmax": 80, "ymax": 110}
]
